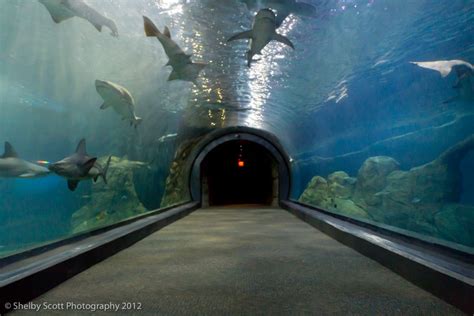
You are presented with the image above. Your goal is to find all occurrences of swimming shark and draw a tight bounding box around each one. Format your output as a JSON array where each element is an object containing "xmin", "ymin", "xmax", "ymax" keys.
[
  {"xmin": 48, "ymin": 139, "xmax": 111, "ymax": 191},
  {"xmin": 38, "ymin": 0, "xmax": 118, "ymax": 37},
  {"xmin": 228, "ymin": 9, "xmax": 294, "ymax": 67},
  {"xmin": 143, "ymin": 16, "xmax": 206, "ymax": 83},
  {"xmin": 411, "ymin": 60, "xmax": 474, "ymax": 103},
  {"xmin": 0, "ymin": 142, "xmax": 50, "ymax": 178},
  {"xmin": 95, "ymin": 80, "xmax": 142, "ymax": 128},
  {"xmin": 240, "ymin": 0, "xmax": 317, "ymax": 27}
]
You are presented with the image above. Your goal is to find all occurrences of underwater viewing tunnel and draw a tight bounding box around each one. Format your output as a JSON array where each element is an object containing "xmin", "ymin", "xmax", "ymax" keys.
[
  {"xmin": 190, "ymin": 130, "xmax": 290, "ymax": 207},
  {"xmin": 200, "ymin": 140, "xmax": 275, "ymax": 206},
  {"xmin": 0, "ymin": 0, "xmax": 473, "ymax": 315}
]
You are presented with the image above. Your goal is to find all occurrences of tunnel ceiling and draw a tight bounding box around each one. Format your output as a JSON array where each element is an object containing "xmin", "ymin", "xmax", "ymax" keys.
[{"xmin": 3, "ymin": 0, "xmax": 472, "ymax": 160}]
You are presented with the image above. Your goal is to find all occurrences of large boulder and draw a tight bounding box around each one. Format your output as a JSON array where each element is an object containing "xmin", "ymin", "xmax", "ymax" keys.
[
  {"xmin": 353, "ymin": 156, "xmax": 400, "ymax": 207},
  {"xmin": 299, "ymin": 176, "xmax": 331, "ymax": 206},
  {"xmin": 299, "ymin": 174, "xmax": 370, "ymax": 220},
  {"xmin": 327, "ymin": 171, "xmax": 356, "ymax": 199},
  {"xmin": 376, "ymin": 135, "xmax": 474, "ymax": 219}
]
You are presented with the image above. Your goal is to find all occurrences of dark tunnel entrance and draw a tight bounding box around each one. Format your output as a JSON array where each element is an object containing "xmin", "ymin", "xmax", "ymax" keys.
[{"xmin": 200, "ymin": 140, "xmax": 277, "ymax": 206}]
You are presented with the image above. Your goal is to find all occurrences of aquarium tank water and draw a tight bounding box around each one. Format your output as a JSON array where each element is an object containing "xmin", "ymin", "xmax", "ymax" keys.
[{"xmin": 0, "ymin": 0, "xmax": 473, "ymax": 257}]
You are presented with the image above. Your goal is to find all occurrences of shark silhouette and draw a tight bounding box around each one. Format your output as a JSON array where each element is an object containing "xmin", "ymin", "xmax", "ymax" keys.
[
  {"xmin": 0, "ymin": 142, "xmax": 50, "ymax": 178},
  {"xmin": 228, "ymin": 9, "xmax": 294, "ymax": 67},
  {"xmin": 38, "ymin": 0, "xmax": 118, "ymax": 37},
  {"xmin": 411, "ymin": 60, "xmax": 474, "ymax": 103},
  {"xmin": 143, "ymin": 16, "xmax": 206, "ymax": 83},
  {"xmin": 48, "ymin": 139, "xmax": 111, "ymax": 191}
]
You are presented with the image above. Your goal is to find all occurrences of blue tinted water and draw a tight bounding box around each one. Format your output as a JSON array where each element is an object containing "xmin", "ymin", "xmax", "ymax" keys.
[{"xmin": 0, "ymin": 0, "xmax": 473, "ymax": 254}]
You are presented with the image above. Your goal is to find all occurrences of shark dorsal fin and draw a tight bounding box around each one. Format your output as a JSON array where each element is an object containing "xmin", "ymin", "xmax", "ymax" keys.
[
  {"xmin": 164, "ymin": 26, "xmax": 171, "ymax": 39},
  {"xmin": 2, "ymin": 142, "xmax": 19, "ymax": 158},
  {"xmin": 76, "ymin": 139, "xmax": 87, "ymax": 155}
]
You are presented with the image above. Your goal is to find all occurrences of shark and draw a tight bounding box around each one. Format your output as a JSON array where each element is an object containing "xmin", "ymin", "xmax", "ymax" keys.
[
  {"xmin": 240, "ymin": 0, "xmax": 317, "ymax": 27},
  {"xmin": 143, "ymin": 16, "xmax": 206, "ymax": 83},
  {"xmin": 38, "ymin": 0, "xmax": 118, "ymax": 37},
  {"xmin": 411, "ymin": 60, "xmax": 474, "ymax": 103},
  {"xmin": 0, "ymin": 142, "xmax": 50, "ymax": 178},
  {"xmin": 228, "ymin": 9, "xmax": 294, "ymax": 67},
  {"xmin": 95, "ymin": 80, "xmax": 142, "ymax": 128},
  {"xmin": 48, "ymin": 139, "xmax": 111, "ymax": 191}
]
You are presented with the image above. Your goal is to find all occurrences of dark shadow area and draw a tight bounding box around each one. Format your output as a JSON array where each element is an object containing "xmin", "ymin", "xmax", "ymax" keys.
[
  {"xmin": 201, "ymin": 140, "xmax": 276, "ymax": 206},
  {"xmin": 460, "ymin": 150, "xmax": 474, "ymax": 205}
]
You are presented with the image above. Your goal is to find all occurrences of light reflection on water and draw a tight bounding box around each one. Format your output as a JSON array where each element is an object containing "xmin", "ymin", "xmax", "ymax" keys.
[{"xmin": 1, "ymin": 0, "xmax": 472, "ymax": 142}]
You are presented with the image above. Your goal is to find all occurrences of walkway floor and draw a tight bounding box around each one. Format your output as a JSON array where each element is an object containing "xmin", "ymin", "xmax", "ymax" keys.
[{"xmin": 16, "ymin": 206, "xmax": 461, "ymax": 315}]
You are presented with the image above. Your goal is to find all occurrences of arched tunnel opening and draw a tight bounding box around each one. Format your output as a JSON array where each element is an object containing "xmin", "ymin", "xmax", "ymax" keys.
[{"xmin": 200, "ymin": 140, "xmax": 277, "ymax": 206}]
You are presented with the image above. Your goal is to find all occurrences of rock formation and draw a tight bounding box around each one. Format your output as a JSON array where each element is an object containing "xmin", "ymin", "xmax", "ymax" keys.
[
  {"xmin": 71, "ymin": 156, "xmax": 149, "ymax": 233},
  {"xmin": 299, "ymin": 134, "xmax": 474, "ymax": 247},
  {"xmin": 160, "ymin": 138, "xmax": 200, "ymax": 207}
]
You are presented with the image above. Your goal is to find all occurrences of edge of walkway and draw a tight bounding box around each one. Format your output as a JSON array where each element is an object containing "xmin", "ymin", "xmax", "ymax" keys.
[
  {"xmin": 281, "ymin": 200, "xmax": 474, "ymax": 314},
  {"xmin": 0, "ymin": 202, "xmax": 199, "ymax": 315}
]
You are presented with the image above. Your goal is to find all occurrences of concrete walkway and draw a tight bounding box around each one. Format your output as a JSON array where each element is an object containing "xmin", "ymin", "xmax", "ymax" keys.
[{"xmin": 16, "ymin": 207, "xmax": 461, "ymax": 315}]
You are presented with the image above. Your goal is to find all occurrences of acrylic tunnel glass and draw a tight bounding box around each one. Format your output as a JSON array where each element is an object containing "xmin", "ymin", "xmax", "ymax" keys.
[
  {"xmin": 0, "ymin": 0, "xmax": 194, "ymax": 258},
  {"xmin": 1, "ymin": 0, "xmax": 474, "ymax": 258}
]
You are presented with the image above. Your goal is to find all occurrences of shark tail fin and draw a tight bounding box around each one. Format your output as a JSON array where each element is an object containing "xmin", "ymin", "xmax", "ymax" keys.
[
  {"xmin": 102, "ymin": 156, "xmax": 112, "ymax": 184},
  {"xmin": 143, "ymin": 16, "xmax": 161, "ymax": 37},
  {"xmin": 106, "ymin": 19, "xmax": 119, "ymax": 37}
]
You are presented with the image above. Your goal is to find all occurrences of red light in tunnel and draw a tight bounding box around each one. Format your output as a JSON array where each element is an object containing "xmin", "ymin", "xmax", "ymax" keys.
[{"xmin": 238, "ymin": 160, "xmax": 245, "ymax": 167}]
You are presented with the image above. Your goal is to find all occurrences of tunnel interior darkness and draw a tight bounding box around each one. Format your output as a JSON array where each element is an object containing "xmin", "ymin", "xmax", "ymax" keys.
[{"xmin": 200, "ymin": 140, "xmax": 276, "ymax": 206}]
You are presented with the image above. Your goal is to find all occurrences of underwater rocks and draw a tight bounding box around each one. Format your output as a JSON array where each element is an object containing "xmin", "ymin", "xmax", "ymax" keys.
[
  {"xmin": 160, "ymin": 138, "xmax": 199, "ymax": 207},
  {"xmin": 299, "ymin": 172, "xmax": 369, "ymax": 219},
  {"xmin": 299, "ymin": 134, "xmax": 474, "ymax": 247},
  {"xmin": 434, "ymin": 204, "xmax": 474, "ymax": 245},
  {"xmin": 71, "ymin": 156, "xmax": 148, "ymax": 233},
  {"xmin": 353, "ymin": 156, "xmax": 400, "ymax": 207}
]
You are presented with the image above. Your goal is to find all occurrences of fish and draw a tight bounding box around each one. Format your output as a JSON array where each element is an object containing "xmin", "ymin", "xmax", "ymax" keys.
[
  {"xmin": 143, "ymin": 16, "xmax": 206, "ymax": 83},
  {"xmin": 240, "ymin": 0, "xmax": 317, "ymax": 27},
  {"xmin": 411, "ymin": 60, "xmax": 474, "ymax": 103},
  {"xmin": 48, "ymin": 139, "xmax": 111, "ymax": 191},
  {"xmin": 228, "ymin": 9, "xmax": 294, "ymax": 67},
  {"xmin": 38, "ymin": 0, "xmax": 118, "ymax": 37},
  {"xmin": 157, "ymin": 133, "xmax": 178, "ymax": 143},
  {"xmin": 0, "ymin": 142, "xmax": 50, "ymax": 178},
  {"xmin": 95, "ymin": 80, "xmax": 142, "ymax": 128}
]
